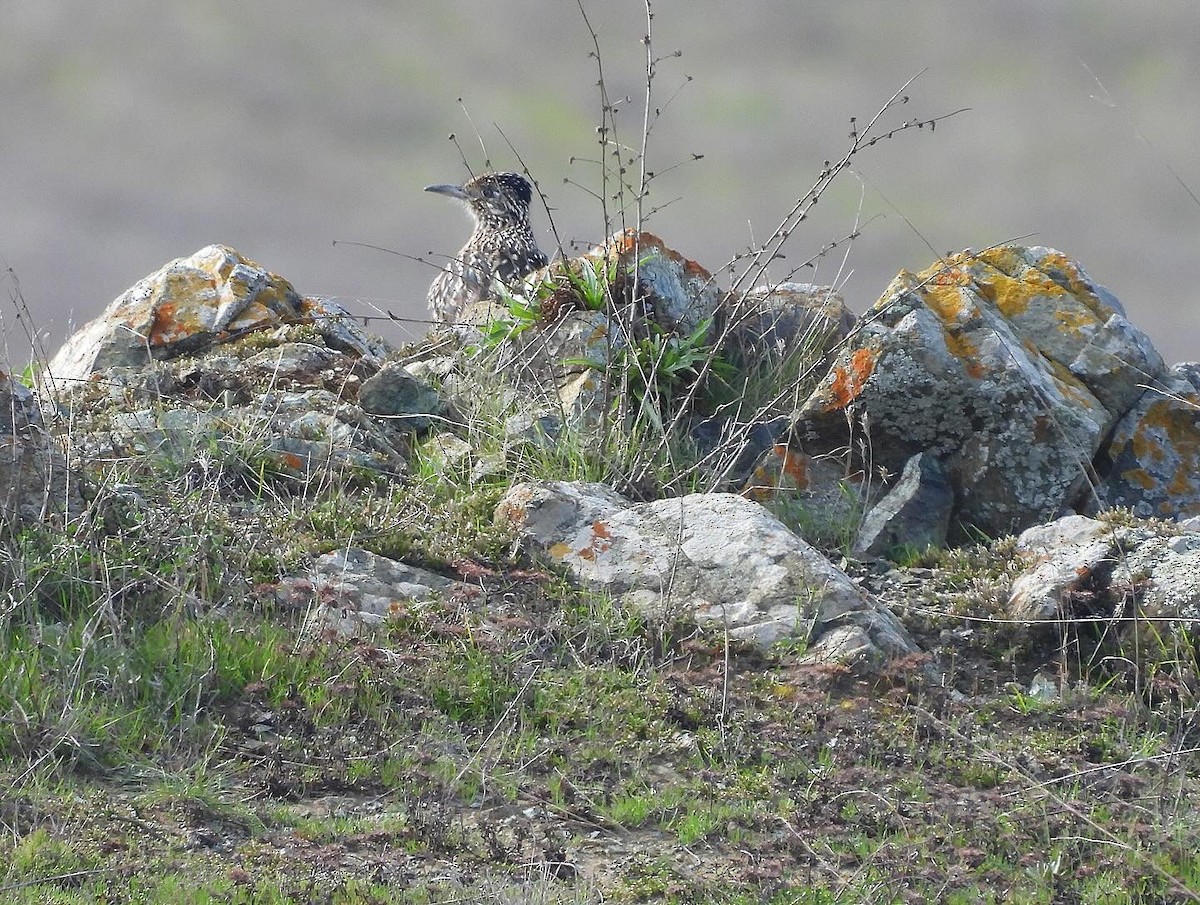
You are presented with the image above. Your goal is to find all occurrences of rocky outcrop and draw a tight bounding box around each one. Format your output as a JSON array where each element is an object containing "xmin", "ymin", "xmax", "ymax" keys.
[
  {"xmin": 43, "ymin": 245, "xmax": 389, "ymax": 395},
  {"xmin": 36, "ymin": 238, "xmax": 1200, "ymax": 674},
  {"xmin": 41, "ymin": 245, "xmax": 434, "ymax": 482},
  {"xmin": 792, "ymin": 245, "xmax": 1173, "ymax": 538},
  {"xmin": 495, "ymin": 480, "xmax": 917, "ymax": 664}
]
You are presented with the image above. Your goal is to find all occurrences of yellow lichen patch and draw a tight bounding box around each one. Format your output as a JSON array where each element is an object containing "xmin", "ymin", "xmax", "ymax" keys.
[
  {"xmin": 548, "ymin": 542, "xmax": 572, "ymax": 560},
  {"xmin": 1146, "ymin": 400, "xmax": 1200, "ymax": 497},
  {"xmin": 1044, "ymin": 359, "xmax": 1099, "ymax": 410},
  {"xmin": 1122, "ymin": 467, "xmax": 1157, "ymax": 491},
  {"xmin": 1038, "ymin": 249, "xmax": 1102, "ymax": 306},
  {"xmin": 871, "ymin": 269, "xmax": 919, "ymax": 312},
  {"xmin": 1130, "ymin": 403, "xmax": 1175, "ymax": 465},
  {"xmin": 985, "ymin": 270, "xmax": 1042, "ymax": 318},
  {"xmin": 1168, "ymin": 464, "xmax": 1199, "ymax": 499},
  {"xmin": 825, "ymin": 346, "xmax": 878, "ymax": 411},
  {"xmin": 1052, "ymin": 304, "xmax": 1102, "ymax": 337},
  {"xmin": 267, "ymin": 271, "xmax": 298, "ymax": 295},
  {"xmin": 941, "ymin": 327, "xmax": 984, "ymax": 378},
  {"xmin": 923, "ymin": 284, "xmax": 974, "ymax": 323},
  {"xmin": 977, "ymin": 246, "xmax": 1024, "ymax": 274}
]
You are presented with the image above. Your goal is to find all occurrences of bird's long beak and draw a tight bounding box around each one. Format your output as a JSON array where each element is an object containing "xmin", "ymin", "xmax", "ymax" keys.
[{"xmin": 424, "ymin": 183, "xmax": 468, "ymax": 199}]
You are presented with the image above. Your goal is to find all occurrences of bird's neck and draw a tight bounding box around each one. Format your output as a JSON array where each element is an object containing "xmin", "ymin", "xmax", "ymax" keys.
[{"xmin": 470, "ymin": 218, "xmax": 535, "ymax": 242}]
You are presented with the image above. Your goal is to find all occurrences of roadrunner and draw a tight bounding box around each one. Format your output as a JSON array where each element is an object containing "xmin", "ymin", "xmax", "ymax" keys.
[{"xmin": 424, "ymin": 171, "xmax": 548, "ymax": 324}]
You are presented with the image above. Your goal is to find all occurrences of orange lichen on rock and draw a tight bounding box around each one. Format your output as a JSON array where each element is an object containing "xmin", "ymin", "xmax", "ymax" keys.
[
  {"xmin": 547, "ymin": 520, "xmax": 615, "ymax": 564},
  {"xmin": 595, "ymin": 229, "xmax": 715, "ymax": 282},
  {"xmin": 147, "ymin": 300, "xmax": 182, "ymax": 347},
  {"xmin": 742, "ymin": 445, "xmax": 813, "ymax": 503},
  {"xmin": 776, "ymin": 445, "xmax": 810, "ymax": 489},
  {"xmin": 922, "ymin": 260, "xmax": 970, "ymax": 287},
  {"xmin": 278, "ymin": 452, "xmax": 304, "ymax": 472},
  {"xmin": 825, "ymin": 346, "xmax": 878, "ymax": 411}
]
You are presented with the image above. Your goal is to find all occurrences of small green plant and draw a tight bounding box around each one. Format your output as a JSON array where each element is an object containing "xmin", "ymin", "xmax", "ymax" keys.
[
  {"xmin": 563, "ymin": 255, "xmax": 617, "ymax": 311},
  {"xmin": 475, "ymin": 280, "xmax": 544, "ymax": 350}
]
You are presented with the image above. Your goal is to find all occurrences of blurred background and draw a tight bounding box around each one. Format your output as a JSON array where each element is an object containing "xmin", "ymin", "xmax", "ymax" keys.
[{"xmin": 1, "ymin": 1, "xmax": 1198, "ymax": 366}]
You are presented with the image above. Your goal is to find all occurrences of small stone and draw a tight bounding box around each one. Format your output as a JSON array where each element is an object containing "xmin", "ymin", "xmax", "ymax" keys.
[
  {"xmin": 357, "ymin": 362, "xmax": 444, "ymax": 431},
  {"xmin": 853, "ymin": 452, "xmax": 954, "ymax": 557}
]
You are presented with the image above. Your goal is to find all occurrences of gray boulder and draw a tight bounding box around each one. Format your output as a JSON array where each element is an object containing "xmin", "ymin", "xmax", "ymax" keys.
[
  {"xmin": 794, "ymin": 245, "xmax": 1166, "ymax": 538},
  {"xmin": 43, "ymin": 245, "xmax": 388, "ymax": 396},
  {"xmin": 1007, "ymin": 514, "xmax": 1200, "ymax": 630},
  {"xmin": 496, "ymin": 480, "xmax": 917, "ymax": 664}
]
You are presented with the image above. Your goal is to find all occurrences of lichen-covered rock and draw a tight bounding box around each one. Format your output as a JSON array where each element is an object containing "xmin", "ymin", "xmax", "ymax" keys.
[
  {"xmin": 53, "ymin": 340, "xmax": 408, "ymax": 483},
  {"xmin": 1006, "ymin": 514, "xmax": 1200, "ymax": 630},
  {"xmin": 1007, "ymin": 517, "xmax": 1120, "ymax": 622},
  {"xmin": 794, "ymin": 246, "xmax": 1165, "ymax": 537},
  {"xmin": 495, "ymin": 480, "xmax": 917, "ymax": 664},
  {"xmin": 41, "ymin": 247, "xmax": 414, "ymax": 484},
  {"xmin": 1093, "ymin": 363, "xmax": 1200, "ymax": 520},
  {"xmin": 89, "ymin": 379, "xmax": 408, "ymax": 481},
  {"xmin": 43, "ymin": 245, "xmax": 388, "ymax": 394},
  {"xmin": 581, "ymin": 230, "xmax": 721, "ymax": 337},
  {"xmin": 722, "ymin": 282, "xmax": 856, "ymax": 365},
  {"xmin": 0, "ymin": 373, "xmax": 81, "ymax": 530}
]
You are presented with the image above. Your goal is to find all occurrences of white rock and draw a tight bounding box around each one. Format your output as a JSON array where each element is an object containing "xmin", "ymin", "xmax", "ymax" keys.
[{"xmin": 497, "ymin": 480, "xmax": 917, "ymax": 663}]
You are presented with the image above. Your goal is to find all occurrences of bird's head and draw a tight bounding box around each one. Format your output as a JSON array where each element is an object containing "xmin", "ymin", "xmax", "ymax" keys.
[{"xmin": 425, "ymin": 171, "xmax": 535, "ymax": 230}]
